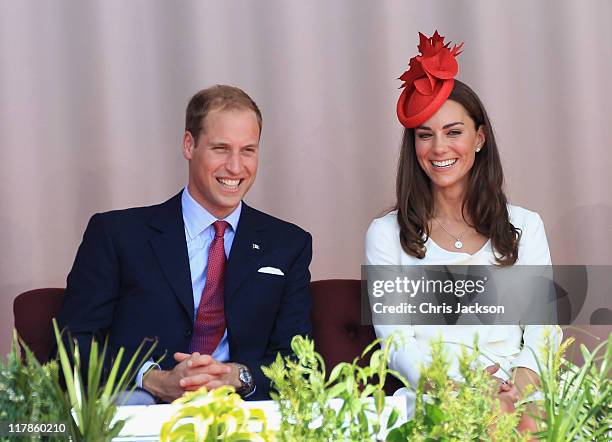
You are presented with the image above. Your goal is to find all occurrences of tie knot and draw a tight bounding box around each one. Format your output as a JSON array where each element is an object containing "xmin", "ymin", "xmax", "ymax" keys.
[{"xmin": 213, "ymin": 220, "xmax": 229, "ymax": 238}]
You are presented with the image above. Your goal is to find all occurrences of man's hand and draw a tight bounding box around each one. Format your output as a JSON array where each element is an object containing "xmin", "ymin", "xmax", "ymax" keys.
[
  {"xmin": 142, "ymin": 352, "xmax": 237, "ymax": 403},
  {"xmin": 141, "ymin": 353, "xmax": 194, "ymax": 403},
  {"xmin": 174, "ymin": 352, "xmax": 240, "ymax": 391}
]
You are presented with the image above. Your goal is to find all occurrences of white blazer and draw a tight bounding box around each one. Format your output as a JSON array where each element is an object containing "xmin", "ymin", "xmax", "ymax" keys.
[{"xmin": 365, "ymin": 205, "xmax": 561, "ymax": 387}]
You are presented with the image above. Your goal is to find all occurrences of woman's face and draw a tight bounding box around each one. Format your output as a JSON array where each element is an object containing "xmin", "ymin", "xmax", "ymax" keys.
[{"xmin": 414, "ymin": 99, "xmax": 485, "ymax": 195}]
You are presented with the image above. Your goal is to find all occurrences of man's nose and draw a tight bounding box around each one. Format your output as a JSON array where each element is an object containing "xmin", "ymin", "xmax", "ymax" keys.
[{"xmin": 226, "ymin": 152, "xmax": 242, "ymax": 174}]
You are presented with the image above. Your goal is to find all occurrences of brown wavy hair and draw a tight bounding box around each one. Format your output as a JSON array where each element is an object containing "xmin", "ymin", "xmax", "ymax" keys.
[{"xmin": 395, "ymin": 80, "xmax": 520, "ymax": 266}]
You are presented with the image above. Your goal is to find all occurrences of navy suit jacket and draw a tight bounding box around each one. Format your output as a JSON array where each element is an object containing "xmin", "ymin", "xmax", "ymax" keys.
[{"xmin": 57, "ymin": 191, "xmax": 312, "ymax": 400}]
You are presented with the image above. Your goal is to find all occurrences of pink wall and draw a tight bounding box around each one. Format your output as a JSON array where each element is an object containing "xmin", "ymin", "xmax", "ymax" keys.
[{"xmin": 1, "ymin": 0, "xmax": 611, "ymax": 356}]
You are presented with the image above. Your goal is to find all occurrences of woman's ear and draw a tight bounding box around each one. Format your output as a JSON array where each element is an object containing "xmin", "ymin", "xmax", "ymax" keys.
[{"xmin": 475, "ymin": 125, "xmax": 486, "ymax": 152}]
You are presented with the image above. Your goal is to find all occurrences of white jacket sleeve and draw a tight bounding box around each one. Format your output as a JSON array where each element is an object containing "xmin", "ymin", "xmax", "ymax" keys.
[
  {"xmin": 365, "ymin": 216, "xmax": 424, "ymax": 388},
  {"xmin": 512, "ymin": 211, "xmax": 562, "ymax": 374}
]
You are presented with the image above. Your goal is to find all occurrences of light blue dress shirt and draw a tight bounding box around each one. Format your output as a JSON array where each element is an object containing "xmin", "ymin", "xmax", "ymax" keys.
[
  {"xmin": 182, "ymin": 185, "xmax": 241, "ymax": 361},
  {"xmin": 136, "ymin": 186, "xmax": 241, "ymax": 388}
]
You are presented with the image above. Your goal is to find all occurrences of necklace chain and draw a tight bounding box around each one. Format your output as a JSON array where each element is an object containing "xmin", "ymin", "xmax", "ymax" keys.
[{"xmin": 433, "ymin": 218, "xmax": 469, "ymax": 249}]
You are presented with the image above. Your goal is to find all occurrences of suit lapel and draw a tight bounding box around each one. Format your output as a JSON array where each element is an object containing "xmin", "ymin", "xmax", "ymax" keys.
[
  {"xmin": 148, "ymin": 191, "xmax": 194, "ymax": 321},
  {"xmin": 225, "ymin": 203, "xmax": 265, "ymax": 302}
]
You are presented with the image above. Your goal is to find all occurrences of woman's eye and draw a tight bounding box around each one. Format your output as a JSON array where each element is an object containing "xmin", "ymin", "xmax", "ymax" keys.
[
  {"xmin": 448, "ymin": 130, "xmax": 462, "ymax": 136},
  {"xmin": 417, "ymin": 133, "xmax": 432, "ymax": 139}
]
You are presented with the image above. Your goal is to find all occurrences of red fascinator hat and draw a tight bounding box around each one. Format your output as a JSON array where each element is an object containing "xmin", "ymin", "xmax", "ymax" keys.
[{"xmin": 397, "ymin": 31, "xmax": 463, "ymax": 128}]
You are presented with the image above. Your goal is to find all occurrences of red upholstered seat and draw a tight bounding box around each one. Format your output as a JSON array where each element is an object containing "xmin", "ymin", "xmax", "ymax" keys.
[
  {"xmin": 310, "ymin": 279, "xmax": 403, "ymax": 395},
  {"xmin": 13, "ymin": 288, "xmax": 65, "ymax": 363},
  {"xmin": 310, "ymin": 279, "xmax": 375, "ymax": 367}
]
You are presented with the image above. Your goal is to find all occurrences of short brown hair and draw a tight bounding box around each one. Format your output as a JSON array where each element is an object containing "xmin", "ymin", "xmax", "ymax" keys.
[{"xmin": 185, "ymin": 85, "xmax": 262, "ymax": 145}]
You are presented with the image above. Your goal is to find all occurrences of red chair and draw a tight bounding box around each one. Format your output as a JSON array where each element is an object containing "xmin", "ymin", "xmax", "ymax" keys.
[
  {"xmin": 310, "ymin": 279, "xmax": 374, "ymax": 367},
  {"xmin": 13, "ymin": 288, "xmax": 64, "ymax": 363},
  {"xmin": 310, "ymin": 279, "xmax": 403, "ymax": 395}
]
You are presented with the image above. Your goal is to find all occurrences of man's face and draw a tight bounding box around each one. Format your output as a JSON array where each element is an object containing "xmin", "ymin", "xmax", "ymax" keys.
[{"xmin": 183, "ymin": 108, "xmax": 260, "ymax": 219}]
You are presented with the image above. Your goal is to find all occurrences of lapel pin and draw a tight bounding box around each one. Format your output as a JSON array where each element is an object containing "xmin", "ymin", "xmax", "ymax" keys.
[{"xmin": 252, "ymin": 243, "xmax": 260, "ymax": 250}]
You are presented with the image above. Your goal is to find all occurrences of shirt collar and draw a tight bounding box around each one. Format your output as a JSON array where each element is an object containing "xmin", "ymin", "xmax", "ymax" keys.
[{"xmin": 181, "ymin": 186, "xmax": 241, "ymax": 240}]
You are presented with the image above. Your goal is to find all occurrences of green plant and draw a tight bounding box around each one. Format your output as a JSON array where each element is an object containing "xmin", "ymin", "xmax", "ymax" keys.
[
  {"xmin": 0, "ymin": 331, "xmax": 66, "ymax": 442},
  {"xmin": 160, "ymin": 385, "xmax": 272, "ymax": 441},
  {"xmin": 52, "ymin": 318, "xmax": 156, "ymax": 441},
  {"xmin": 535, "ymin": 333, "xmax": 611, "ymax": 441},
  {"xmin": 262, "ymin": 335, "xmax": 407, "ymax": 441},
  {"xmin": 387, "ymin": 338, "xmax": 527, "ymax": 441}
]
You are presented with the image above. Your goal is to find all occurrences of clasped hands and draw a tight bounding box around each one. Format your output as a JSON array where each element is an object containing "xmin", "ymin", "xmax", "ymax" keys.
[
  {"xmin": 486, "ymin": 364, "xmax": 538, "ymax": 435},
  {"xmin": 142, "ymin": 352, "xmax": 240, "ymax": 403},
  {"xmin": 485, "ymin": 364, "xmax": 519, "ymax": 412}
]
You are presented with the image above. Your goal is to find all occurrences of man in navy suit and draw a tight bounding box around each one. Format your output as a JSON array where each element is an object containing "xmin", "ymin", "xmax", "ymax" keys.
[{"xmin": 57, "ymin": 85, "xmax": 312, "ymax": 402}]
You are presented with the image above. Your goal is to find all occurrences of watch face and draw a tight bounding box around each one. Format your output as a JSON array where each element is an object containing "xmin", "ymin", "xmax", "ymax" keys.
[{"xmin": 239, "ymin": 367, "xmax": 252, "ymax": 385}]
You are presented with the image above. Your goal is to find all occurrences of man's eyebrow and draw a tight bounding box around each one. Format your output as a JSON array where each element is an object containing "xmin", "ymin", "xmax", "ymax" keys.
[
  {"xmin": 416, "ymin": 122, "xmax": 465, "ymax": 130},
  {"xmin": 209, "ymin": 141, "xmax": 259, "ymax": 148}
]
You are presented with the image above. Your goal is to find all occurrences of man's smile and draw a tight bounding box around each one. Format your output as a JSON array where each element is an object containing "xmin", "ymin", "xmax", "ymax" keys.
[{"xmin": 216, "ymin": 177, "xmax": 242, "ymax": 190}]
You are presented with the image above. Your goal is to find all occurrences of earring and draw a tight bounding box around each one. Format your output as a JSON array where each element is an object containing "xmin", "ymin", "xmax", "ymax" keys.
[{"xmin": 475, "ymin": 145, "xmax": 481, "ymax": 153}]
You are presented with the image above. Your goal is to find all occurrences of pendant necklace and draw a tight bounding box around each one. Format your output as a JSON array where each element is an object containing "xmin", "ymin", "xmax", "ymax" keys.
[{"xmin": 434, "ymin": 218, "xmax": 469, "ymax": 250}]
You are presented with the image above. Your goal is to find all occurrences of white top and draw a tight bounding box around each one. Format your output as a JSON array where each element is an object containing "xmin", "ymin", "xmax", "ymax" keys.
[{"xmin": 365, "ymin": 204, "xmax": 561, "ymax": 386}]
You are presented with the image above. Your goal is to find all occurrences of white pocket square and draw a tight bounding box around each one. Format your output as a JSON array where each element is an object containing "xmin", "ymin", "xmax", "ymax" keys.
[{"xmin": 258, "ymin": 266, "xmax": 284, "ymax": 276}]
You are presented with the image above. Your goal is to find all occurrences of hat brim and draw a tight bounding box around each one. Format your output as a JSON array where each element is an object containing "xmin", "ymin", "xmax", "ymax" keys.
[{"xmin": 397, "ymin": 78, "xmax": 455, "ymax": 128}]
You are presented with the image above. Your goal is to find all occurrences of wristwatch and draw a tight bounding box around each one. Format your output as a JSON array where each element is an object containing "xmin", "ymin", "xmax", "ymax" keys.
[{"xmin": 233, "ymin": 363, "xmax": 255, "ymax": 396}]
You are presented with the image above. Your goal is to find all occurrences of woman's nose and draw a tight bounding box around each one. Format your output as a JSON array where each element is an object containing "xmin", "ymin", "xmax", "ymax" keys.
[{"xmin": 432, "ymin": 134, "xmax": 448, "ymax": 153}]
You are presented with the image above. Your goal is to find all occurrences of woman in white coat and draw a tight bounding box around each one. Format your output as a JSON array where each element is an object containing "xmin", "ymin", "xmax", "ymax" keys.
[{"xmin": 365, "ymin": 31, "xmax": 560, "ymax": 420}]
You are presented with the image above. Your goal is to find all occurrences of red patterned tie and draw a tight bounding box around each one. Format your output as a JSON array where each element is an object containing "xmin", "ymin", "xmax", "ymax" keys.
[{"xmin": 191, "ymin": 220, "xmax": 229, "ymax": 355}]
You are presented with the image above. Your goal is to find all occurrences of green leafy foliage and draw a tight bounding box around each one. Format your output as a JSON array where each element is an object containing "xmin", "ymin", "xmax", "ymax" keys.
[
  {"xmin": 0, "ymin": 331, "xmax": 65, "ymax": 442},
  {"xmin": 535, "ymin": 333, "xmax": 611, "ymax": 441},
  {"xmin": 0, "ymin": 321, "xmax": 158, "ymax": 441},
  {"xmin": 262, "ymin": 335, "xmax": 408, "ymax": 441},
  {"xmin": 387, "ymin": 338, "xmax": 526, "ymax": 441},
  {"xmin": 3, "ymin": 324, "xmax": 610, "ymax": 441},
  {"xmin": 387, "ymin": 333, "xmax": 612, "ymax": 441},
  {"xmin": 52, "ymin": 318, "xmax": 156, "ymax": 441},
  {"xmin": 160, "ymin": 385, "xmax": 273, "ymax": 441}
]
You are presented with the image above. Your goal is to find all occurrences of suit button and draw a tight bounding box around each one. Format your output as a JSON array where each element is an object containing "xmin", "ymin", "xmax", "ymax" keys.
[{"xmin": 185, "ymin": 330, "xmax": 192, "ymax": 337}]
